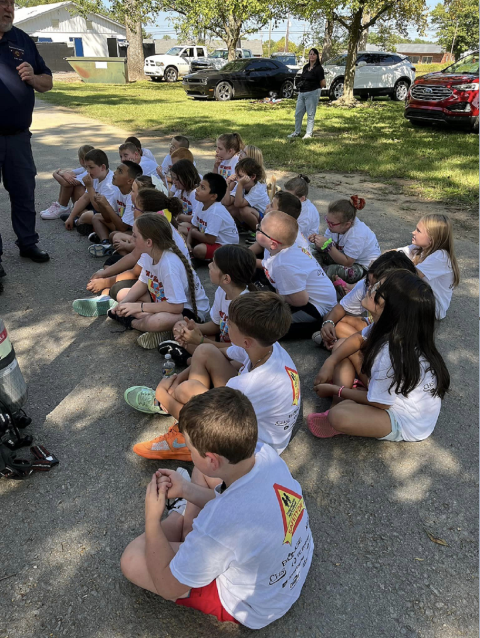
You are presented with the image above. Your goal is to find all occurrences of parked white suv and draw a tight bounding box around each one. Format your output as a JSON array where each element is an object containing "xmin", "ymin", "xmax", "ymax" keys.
[
  {"xmin": 144, "ymin": 45, "xmax": 208, "ymax": 82},
  {"xmin": 320, "ymin": 51, "xmax": 416, "ymax": 101}
]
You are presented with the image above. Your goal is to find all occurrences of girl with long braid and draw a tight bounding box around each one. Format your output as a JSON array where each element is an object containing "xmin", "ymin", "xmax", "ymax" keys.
[{"xmin": 109, "ymin": 214, "xmax": 209, "ymax": 350}]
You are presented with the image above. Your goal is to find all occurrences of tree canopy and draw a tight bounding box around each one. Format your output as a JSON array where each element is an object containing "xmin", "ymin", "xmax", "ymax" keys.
[{"xmin": 431, "ymin": 0, "xmax": 479, "ymax": 59}]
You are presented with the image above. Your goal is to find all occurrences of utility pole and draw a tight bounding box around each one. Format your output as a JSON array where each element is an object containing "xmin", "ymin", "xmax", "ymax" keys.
[
  {"xmin": 285, "ymin": 14, "xmax": 290, "ymax": 52},
  {"xmin": 268, "ymin": 19, "xmax": 272, "ymax": 56}
]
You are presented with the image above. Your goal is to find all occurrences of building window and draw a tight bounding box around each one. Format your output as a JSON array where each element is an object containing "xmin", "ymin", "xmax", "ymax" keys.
[
  {"xmin": 408, "ymin": 56, "xmax": 420, "ymax": 63},
  {"xmin": 86, "ymin": 19, "xmax": 93, "ymax": 30},
  {"xmin": 51, "ymin": 18, "xmax": 59, "ymax": 28},
  {"xmin": 422, "ymin": 56, "xmax": 433, "ymax": 63}
]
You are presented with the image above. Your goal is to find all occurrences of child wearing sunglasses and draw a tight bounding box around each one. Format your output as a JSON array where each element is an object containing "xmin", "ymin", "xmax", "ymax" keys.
[{"xmin": 309, "ymin": 196, "xmax": 381, "ymax": 293}]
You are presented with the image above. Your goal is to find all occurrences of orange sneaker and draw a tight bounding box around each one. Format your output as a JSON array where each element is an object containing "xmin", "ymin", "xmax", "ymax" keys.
[{"xmin": 132, "ymin": 423, "xmax": 192, "ymax": 461}]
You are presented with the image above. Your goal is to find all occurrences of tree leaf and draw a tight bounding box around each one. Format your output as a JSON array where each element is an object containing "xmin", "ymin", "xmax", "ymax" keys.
[{"xmin": 425, "ymin": 530, "xmax": 449, "ymax": 546}]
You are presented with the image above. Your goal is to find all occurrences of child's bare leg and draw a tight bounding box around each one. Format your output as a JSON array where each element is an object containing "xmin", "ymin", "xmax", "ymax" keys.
[
  {"xmin": 78, "ymin": 210, "xmax": 95, "ymax": 224},
  {"xmin": 238, "ymin": 206, "xmax": 260, "ymax": 231},
  {"xmin": 328, "ymin": 401, "xmax": 392, "ymax": 437},
  {"xmin": 72, "ymin": 185, "xmax": 85, "ymax": 203},
  {"xmin": 156, "ymin": 379, "xmax": 208, "ymax": 421},
  {"xmin": 58, "ymin": 185, "xmax": 74, "ymax": 207},
  {"xmin": 335, "ymin": 318, "xmax": 367, "ymax": 340},
  {"xmin": 182, "ymin": 467, "xmax": 221, "ymax": 539},
  {"xmin": 188, "ymin": 344, "xmax": 238, "ymax": 388},
  {"xmin": 131, "ymin": 312, "xmax": 183, "ymax": 333},
  {"xmin": 92, "ymin": 214, "xmax": 111, "ymax": 241},
  {"xmin": 192, "ymin": 243, "xmax": 208, "ymax": 259}
]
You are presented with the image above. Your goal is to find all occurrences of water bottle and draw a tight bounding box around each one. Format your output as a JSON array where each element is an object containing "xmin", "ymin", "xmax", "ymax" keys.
[
  {"xmin": 0, "ymin": 318, "xmax": 28, "ymax": 413},
  {"xmin": 162, "ymin": 354, "xmax": 175, "ymax": 377}
]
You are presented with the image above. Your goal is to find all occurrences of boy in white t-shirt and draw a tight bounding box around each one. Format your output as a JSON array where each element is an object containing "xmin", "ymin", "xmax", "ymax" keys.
[
  {"xmin": 126, "ymin": 292, "xmax": 300, "ymax": 461},
  {"xmin": 119, "ymin": 142, "xmax": 158, "ymax": 177},
  {"xmin": 157, "ymin": 135, "xmax": 190, "ymax": 181},
  {"xmin": 121, "ymin": 387, "xmax": 313, "ymax": 629},
  {"xmin": 124, "ymin": 136, "xmax": 157, "ymax": 163},
  {"xmin": 64, "ymin": 149, "xmax": 116, "ymax": 234},
  {"xmin": 188, "ymin": 173, "xmax": 239, "ymax": 260},
  {"xmin": 87, "ymin": 161, "xmax": 142, "ymax": 257},
  {"xmin": 258, "ymin": 211, "xmax": 337, "ymax": 340}
]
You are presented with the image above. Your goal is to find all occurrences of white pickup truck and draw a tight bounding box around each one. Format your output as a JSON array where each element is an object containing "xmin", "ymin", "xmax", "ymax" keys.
[{"xmin": 144, "ymin": 45, "xmax": 208, "ymax": 82}]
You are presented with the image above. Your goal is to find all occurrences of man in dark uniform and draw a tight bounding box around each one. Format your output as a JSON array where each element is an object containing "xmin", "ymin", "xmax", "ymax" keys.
[{"xmin": 0, "ymin": 0, "xmax": 52, "ymax": 290}]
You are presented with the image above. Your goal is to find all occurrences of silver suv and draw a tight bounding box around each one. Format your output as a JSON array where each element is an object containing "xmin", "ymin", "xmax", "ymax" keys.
[{"xmin": 320, "ymin": 51, "xmax": 416, "ymax": 101}]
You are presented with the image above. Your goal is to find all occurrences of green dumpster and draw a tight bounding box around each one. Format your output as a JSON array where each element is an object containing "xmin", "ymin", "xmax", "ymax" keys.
[{"xmin": 66, "ymin": 57, "xmax": 128, "ymax": 84}]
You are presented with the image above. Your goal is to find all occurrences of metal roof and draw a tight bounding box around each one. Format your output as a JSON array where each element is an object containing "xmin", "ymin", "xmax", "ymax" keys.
[
  {"xmin": 14, "ymin": 1, "xmax": 125, "ymax": 29},
  {"xmin": 366, "ymin": 43, "xmax": 444, "ymax": 54}
]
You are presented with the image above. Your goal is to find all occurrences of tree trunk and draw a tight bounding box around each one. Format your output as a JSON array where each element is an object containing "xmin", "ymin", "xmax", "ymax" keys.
[
  {"xmin": 125, "ymin": 13, "xmax": 144, "ymax": 82},
  {"xmin": 226, "ymin": 16, "xmax": 241, "ymax": 60},
  {"xmin": 341, "ymin": 8, "xmax": 363, "ymax": 103},
  {"xmin": 321, "ymin": 18, "xmax": 334, "ymax": 63},
  {"xmin": 358, "ymin": 13, "xmax": 370, "ymax": 51}
]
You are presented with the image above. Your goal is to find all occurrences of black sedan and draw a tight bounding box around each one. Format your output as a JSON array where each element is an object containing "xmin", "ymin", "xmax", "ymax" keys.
[{"xmin": 182, "ymin": 58, "xmax": 297, "ymax": 101}]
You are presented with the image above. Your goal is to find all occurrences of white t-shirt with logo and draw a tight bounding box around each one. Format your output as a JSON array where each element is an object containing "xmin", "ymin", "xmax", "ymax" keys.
[
  {"xmin": 298, "ymin": 199, "xmax": 320, "ymax": 238},
  {"xmin": 173, "ymin": 188, "xmax": 198, "ymax": 217},
  {"xmin": 210, "ymin": 287, "xmax": 248, "ymax": 343},
  {"xmin": 226, "ymin": 342, "xmax": 301, "ymax": 454},
  {"xmin": 170, "ymin": 442, "xmax": 314, "ymax": 629},
  {"xmin": 93, "ymin": 170, "xmax": 117, "ymax": 208},
  {"xmin": 218, "ymin": 155, "xmax": 239, "ymax": 180},
  {"xmin": 262, "ymin": 245, "xmax": 337, "ymax": 316},
  {"xmin": 340, "ymin": 278, "xmax": 368, "ymax": 316},
  {"xmin": 142, "ymin": 148, "xmax": 156, "ymax": 162},
  {"xmin": 231, "ymin": 181, "xmax": 270, "ymax": 215},
  {"xmin": 324, "ymin": 217, "xmax": 381, "ymax": 268},
  {"xmin": 398, "ymin": 245, "xmax": 454, "ymax": 320},
  {"xmin": 139, "ymin": 156, "xmax": 158, "ymax": 177},
  {"xmin": 191, "ymin": 202, "xmax": 239, "ymax": 245},
  {"xmin": 172, "ymin": 226, "xmax": 190, "ymax": 260},
  {"xmin": 138, "ymin": 251, "xmax": 209, "ymax": 317},
  {"xmin": 111, "ymin": 187, "xmax": 134, "ymax": 226},
  {"xmin": 367, "ymin": 343, "xmax": 441, "ymax": 441},
  {"xmin": 72, "ymin": 166, "xmax": 88, "ymax": 186},
  {"xmin": 264, "ymin": 230, "xmax": 309, "ymax": 261}
]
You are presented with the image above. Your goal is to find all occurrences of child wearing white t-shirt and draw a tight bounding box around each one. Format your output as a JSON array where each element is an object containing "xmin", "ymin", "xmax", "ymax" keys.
[
  {"xmin": 257, "ymin": 211, "xmax": 336, "ymax": 340},
  {"xmin": 213, "ymin": 132, "xmax": 243, "ymax": 179},
  {"xmin": 124, "ymin": 136, "xmax": 157, "ymax": 164},
  {"xmin": 64, "ymin": 149, "xmax": 116, "ymax": 234},
  {"xmin": 396, "ymin": 213, "xmax": 459, "ymax": 319},
  {"xmin": 308, "ymin": 269, "xmax": 450, "ymax": 441},
  {"xmin": 41, "ymin": 144, "xmax": 94, "ymax": 220},
  {"xmin": 309, "ymin": 196, "xmax": 381, "ymax": 291},
  {"xmin": 188, "ymin": 173, "xmax": 239, "ymax": 260},
  {"xmin": 156, "ymin": 135, "xmax": 190, "ymax": 181},
  {"xmin": 108, "ymin": 214, "xmax": 209, "ymax": 350},
  {"xmin": 121, "ymin": 387, "xmax": 313, "ymax": 628},
  {"xmin": 168, "ymin": 158, "xmax": 201, "ymax": 239},
  {"xmin": 119, "ymin": 141, "xmax": 159, "ymax": 178},
  {"xmin": 315, "ymin": 251, "xmax": 417, "ymax": 350},
  {"xmin": 166, "ymin": 245, "xmax": 256, "ymax": 363},
  {"xmin": 284, "ymin": 174, "xmax": 320, "ymax": 238},
  {"xmin": 125, "ymin": 292, "xmax": 299, "ymax": 461}
]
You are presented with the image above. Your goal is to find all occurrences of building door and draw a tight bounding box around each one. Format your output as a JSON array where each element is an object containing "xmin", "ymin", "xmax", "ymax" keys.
[
  {"xmin": 107, "ymin": 38, "xmax": 118, "ymax": 57},
  {"xmin": 74, "ymin": 38, "xmax": 84, "ymax": 57}
]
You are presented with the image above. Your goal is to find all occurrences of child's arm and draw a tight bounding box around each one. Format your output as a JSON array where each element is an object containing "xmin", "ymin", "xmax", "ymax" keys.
[
  {"xmin": 189, "ymin": 227, "xmax": 217, "ymax": 246},
  {"xmin": 313, "ymin": 383, "xmax": 391, "ymax": 410},
  {"xmin": 116, "ymin": 298, "xmax": 184, "ymax": 317},
  {"xmin": 176, "ymin": 213, "xmax": 192, "ymax": 223},
  {"xmin": 94, "ymin": 194, "xmax": 131, "ymax": 232},
  {"xmin": 283, "ymin": 290, "xmax": 310, "ymax": 306},
  {"xmin": 90, "ymin": 252, "xmax": 139, "ymax": 280},
  {"xmin": 221, "ymin": 177, "xmax": 236, "ymax": 207},
  {"xmin": 233, "ymin": 176, "xmax": 251, "ymax": 209},
  {"xmin": 320, "ymin": 303, "xmax": 347, "ymax": 346},
  {"xmin": 309, "ymin": 234, "xmax": 355, "ymax": 268},
  {"xmin": 65, "ymin": 191, "xmax": 90, "ymax": 229},
  {"xmin": 315, "ymin": 332, "xmax": 365, "ymax": 384}
]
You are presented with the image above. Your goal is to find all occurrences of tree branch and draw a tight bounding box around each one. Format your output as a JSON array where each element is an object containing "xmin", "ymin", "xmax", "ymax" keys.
[{"xmin": 361, "ymin": 3, "xmax": 395, "ymax": 30}]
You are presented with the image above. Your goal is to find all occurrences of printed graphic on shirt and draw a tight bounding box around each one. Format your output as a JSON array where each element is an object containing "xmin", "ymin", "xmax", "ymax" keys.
[
  {"xmin": 116, "ymin": 199, "xmax": 126, "ymax": 218},
  {"xmin": 285, "ymin": 367, "xmax": 300, "ymax": 406},
  {"xmin": 196, "ymin": 216, "xmax": 207, "ymax": 233},
  {"xmin": 219, "ymin": 164, "xmax": 235, "ymax": 179},
  {"xmin": 144, "ymin": 269, "xmax": 166, "ymax": 302},
  {"xmin": 219, "ymin": 310, "xmax": 229, "ymax": 342},
  {"xmin": 274, "ymin": 483, "xmax": 305, "ymax": 545},
  {"xmin": 300, "ymin": 247, "xmax": 313, "ymax": 259},
  {"xmin": 264, "ymin": 268, "xmax": 275, "ymax": 285},
  {"xmin": 181, "ymin": 195, "xmax": 192, "ymax": 215},
  {"xmin": 9, "ymin": 44, "xmax": 25, "ymax": 63}
]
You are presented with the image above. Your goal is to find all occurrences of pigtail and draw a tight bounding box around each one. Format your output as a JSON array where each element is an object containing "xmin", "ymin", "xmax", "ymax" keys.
[
  {"xmin": 232, "ymin": 132, "xmax": 245, "ymax": 152},
  {"xmin": 170, "ymin": 244, "xmax": 198, "ymax": 319},
  {"xmin": 167, "ymin": 196, "xmax": 183, "ymax": 218},
  {"xmin": 350, "ymin": 195, "xmax": 366, "ymax": 211}
]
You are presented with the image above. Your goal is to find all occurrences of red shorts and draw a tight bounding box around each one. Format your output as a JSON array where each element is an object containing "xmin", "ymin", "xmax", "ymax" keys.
[
  {"xmin": 175, "ymin": 580, "xmax": 238, "ymax": 624},
  {"xmin": 204, "ymin": 242, "xmax": 222, "ymax": 260}
]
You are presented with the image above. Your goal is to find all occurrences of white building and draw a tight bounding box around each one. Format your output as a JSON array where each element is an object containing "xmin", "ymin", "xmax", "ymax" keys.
[{"xmin": 14, "ymin": 2, "xmax": 126, "ymax": 57}]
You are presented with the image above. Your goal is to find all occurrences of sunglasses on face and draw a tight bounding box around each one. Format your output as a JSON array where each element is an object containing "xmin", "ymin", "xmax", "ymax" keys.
[
  {"xmin": 256, "ymin": 223, "xmax": 283, "ymax": 245},
  {"xmin": 324, "ymin": 216, "xmax": 343, "ymax": 228}
]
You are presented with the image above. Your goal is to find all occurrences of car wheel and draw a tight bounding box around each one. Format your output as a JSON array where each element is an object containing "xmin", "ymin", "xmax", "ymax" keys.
[
  {"xmin": 215, "ymin": 81, "xmax": 233, "ymax": 101},
  {"xmin": 392, "ymin": 80, "xmax": 410, "ymax": 101},
  {"xmin": 164, "ymin": 66, "xmax": 178, "ymax": 82},
  {"xmin": 329, "ymin": 78, "xmax": 344, "ymax": 101},
  {"xmin": 280, "ymin": 80, "xmax": 294, "ymax": 99}
]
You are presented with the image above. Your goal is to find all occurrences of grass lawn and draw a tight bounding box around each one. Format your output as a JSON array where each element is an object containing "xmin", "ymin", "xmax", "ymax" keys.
[{"xmin": 41, "ymin": 81, "xmax": 478, "ymax": 207}]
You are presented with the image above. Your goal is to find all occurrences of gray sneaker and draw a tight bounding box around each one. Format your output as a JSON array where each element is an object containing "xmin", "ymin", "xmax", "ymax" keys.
[{"xmin": 287, "ymin": 132, "xmax": 301, "ymax": 138}]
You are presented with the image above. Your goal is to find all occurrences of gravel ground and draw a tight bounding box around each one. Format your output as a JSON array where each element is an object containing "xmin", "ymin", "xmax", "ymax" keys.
[{"xmin": 0, "ymin": 98, "xmax": 478, "ymax": 638}]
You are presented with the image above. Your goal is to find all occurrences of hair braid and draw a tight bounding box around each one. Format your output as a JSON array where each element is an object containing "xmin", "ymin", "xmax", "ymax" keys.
[{"xmin": 170, "ymin": 244, "xmax": 198, "ymax": 319}]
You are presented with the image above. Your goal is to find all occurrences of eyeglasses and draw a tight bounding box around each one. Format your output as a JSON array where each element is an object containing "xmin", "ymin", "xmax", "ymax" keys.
[
  {"xmin": 324, "ymin": 216, "xmax": 343, "ymax": 228},
  {"xmin": 134, "ymin": 204, "xmax": 144, "ymax": 214},
  {"xmin": 256, "ymin": 223, "xmax": 282, "ymax": 245}
]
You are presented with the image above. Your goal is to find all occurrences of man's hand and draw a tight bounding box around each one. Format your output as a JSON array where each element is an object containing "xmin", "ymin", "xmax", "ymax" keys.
[
  {"xmin": 83, "ymin": 174, "xmax": 93, "ymax": 188},
  {"xmin": 145, "ymin": 474, "xmax": 167, "ymax": 523},
  {"xmin": 17, "ymin": 62, "xmax": 35, "ymax": 84}
]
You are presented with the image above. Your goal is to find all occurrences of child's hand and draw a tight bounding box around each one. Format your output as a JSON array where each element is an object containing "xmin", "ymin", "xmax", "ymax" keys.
[
  {"xmin": 320, "ymin": 322, "xmax": 337, "ymax": 348},
  {"xmin": 64, "ymin": 217, "xmax": 75, "ymax": 231},
  {"xmin": 94, "ymin": 193, "xmax": 107, "ymax": 208},
  {"xmin": 313, "ymin": 383, "xmax": 339, "ymax": 398},
  {"xmin": 214, "ymin": 156, "xmax": 221, "ymax": 169},
  {"xmin": 83, "ymin": 174, "xmax": 93, "ymax": 188},
  {"xmin": 237, "ymin": 175, "xmax": 251, "ymax": 187},
  {"xmin": 158, "ymin": 374, "xmax": 177, "ymax": 394},
  {"xmin": 90, "ymin": 270, "xmax": 105, "ymax": 280},
  {"xmin": 314, "ymin": 359, "xmax": 336, "ymax": 386},
  {"xmin": 145, "ymin": 473, "xmax": 167, "ymax": 522},
  {"xmin": 308, "ymin": 233, "xmax": 317, "ymax": 243},
  {"xmin": 87, "ymin": 278, "xmax": 107, "ymax": 294},
  {"xmin": 155, "ymin": 468, "xmax": 189, "ymax": 500},
  {"xmin": 313, "ymin": 235, "xmax": 329, "ymax": 249},
  {"xmin": 180, "ymin": 318, "xmax": 203, "ymax": 345},
  {"xmin": 173, "ymin": 320, "xmax": 187, "ymax": 342},
  {"xmin": 116, "ymin": 302, "xmax": 141, "ymax": 317},
  {"xmin": 156, "ymin": 166, "xmax": 163, "ymax": 178}
]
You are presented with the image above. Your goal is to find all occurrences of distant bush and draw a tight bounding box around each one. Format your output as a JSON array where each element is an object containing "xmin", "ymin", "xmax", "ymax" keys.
[{"xmin": 415, "ymin": 63, "xmax": 447, "ymax": 76}]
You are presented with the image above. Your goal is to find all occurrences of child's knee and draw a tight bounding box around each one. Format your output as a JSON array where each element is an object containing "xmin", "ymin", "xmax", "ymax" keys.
[
  {"xmin": 116, "ymin": 288, "xmax": 130, "ymax": 302},
  {"xmin": 329, "ymin": 401, "xmax": 356, "ymax": 431},
  {"xmin": 192, "ymin": 243, "xmax": 207, "ymax": 259}
]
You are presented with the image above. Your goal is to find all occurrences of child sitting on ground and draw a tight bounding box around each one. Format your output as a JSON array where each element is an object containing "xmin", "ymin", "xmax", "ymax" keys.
[
  {"xmin": 124, "ymin": 136, "xmax": 157, "ymax": 163},
  {"xmin": 157, "ymin": 135, "xmax": 191, "ymax": 181},
  {"xmin": 188, "ymin": 173, "xmax": 239, "ymax": 260},
  {"xmin": 396, "ymin": 213, "xmax": 459, "ymax": 320},
  {"xmin": 258, "ymin": 211, "xmax": 337, "ymax": 339},
  {"xmin": 309, "ymin": 196, "xmax": 381, "ymax": 292},
  {"xmin": 108, "ymin": 214, "xmax": 209, "ymax": 350},
  {"xmin": 110, "ymin": 175, "xmax": 156, "ymax": 256},
  {"xmin": 169, "ymin": 159, "xmax": 201, "ymax": 238},
  {"xmin": 308, "ymin": 269, "xmax": 450, "ymax": 441},
  {"xmin": 124, "ymin": 292, "xmax": 301, "ymax": 459},
  {"xmin": 213, "ymin": 132, "xmax": 244, "ymax": 179},
  {"xmin": 120, "ymin": 387, "xmax": 313, "ymax": 629},
  {"xmin": 284, "ymin": 175, "xmax": 320, "ymax": 239},
  {"xmin": 164, "ymin": 245, "xmax": 256, "ymax": 361},
  {"xmin": 119, "ymin": 142, "xmax": 158, "ymax": 177},
  {"xmin": 41, "ymin": 144, "xmax": 94, "ymax": 220},
  {"xmin": 238, "ymin": 144, "xmax": 265, "ymax": 179},
  {"xmin": 87, "ymin": 161, "xmax": 142, "ymax": 257},
  {"xmin": 314, "ymin": 251, "xmax": 416, "ymax": 350},
  {"xmin": 64, "ymin": 149, "xmax": 116, "ymax": 233},
  {"xmin": 222, "ymin": 157, "xmax": 270, "ymax": 242}
]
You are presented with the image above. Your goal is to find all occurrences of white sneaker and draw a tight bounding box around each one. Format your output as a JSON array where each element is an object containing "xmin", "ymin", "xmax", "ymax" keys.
[
  {"xmin": 167, "ymin": 467, "xmax": 191, "ymax": 516},
  {"xmin": 303, "ymin": 133, "xmax": 313, "ymax": 139},
  {"xmin": 312, "ymin": 331, "xmax": 323, "ymax": 346},
  {"xmin": 287, "ymin": 132, "xmax": 301, "ymax": 138},
  {"xmin": 40, "ymin": 202, "xmax": 64, "ymax": 219}
]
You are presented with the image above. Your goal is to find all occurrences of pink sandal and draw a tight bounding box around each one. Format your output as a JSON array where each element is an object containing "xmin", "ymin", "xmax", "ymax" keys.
[{"xmin": 307, "ymin": 411, "xmax": 343, "ymax": 438}]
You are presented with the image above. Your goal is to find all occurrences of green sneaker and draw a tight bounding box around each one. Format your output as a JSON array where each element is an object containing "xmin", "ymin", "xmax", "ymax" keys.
[
  {"xmin": 72, "ymin": 296, "xmax": 117, "ymax": 317},
  {"xmin": 124, "ymin": 386, "xmax": 169, "ymax": 415},
  {"xmin": 136, "ymin": 330, "xmax": 173, "ymax": 350}
]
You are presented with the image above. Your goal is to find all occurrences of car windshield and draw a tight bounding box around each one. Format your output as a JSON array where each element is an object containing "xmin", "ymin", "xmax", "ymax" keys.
[
  {"xmin": 273, "ymin": 55, "xmax": 295, "ymax": 64},
  {"xmin": 222, "ymin": 60, "xmax": 250, "ymax": 72},
  {"xmin": 443, "ymin": 52, "xmax": 479, "ymax": 75},
  {"xmin": 210, "ymin": 50, "xmax": 228, "ymax": 59},
  {"xmin": 325, "ymin": 54, "xmax": 347, "ymax": 66},
  {"xmin": 165, "ymin": 47, "xmax": 184, "ymax": 56}
]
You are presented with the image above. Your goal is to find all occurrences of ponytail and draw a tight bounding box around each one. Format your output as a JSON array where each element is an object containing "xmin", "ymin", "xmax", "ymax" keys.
[{"xmin": 284, "ymin": 174, "xmax": 310, "ymax": 198}]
